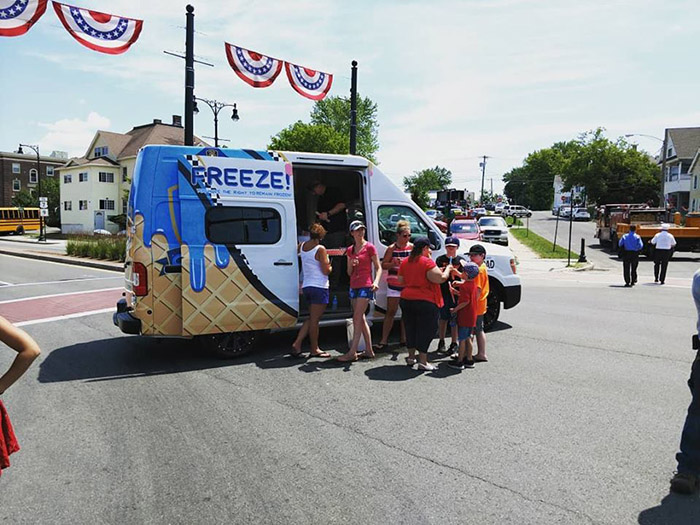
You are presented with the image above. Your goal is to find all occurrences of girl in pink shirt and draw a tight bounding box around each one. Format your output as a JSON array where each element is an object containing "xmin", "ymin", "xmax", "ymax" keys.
[{"xmin": 338, "ymin": 221, "xmax": 382, "ymax": 362}]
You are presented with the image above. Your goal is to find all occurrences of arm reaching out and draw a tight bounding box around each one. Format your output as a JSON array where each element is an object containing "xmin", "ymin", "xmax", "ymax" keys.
[{"xmin": 0, "ymin": 316, "xmax": 41, "ymax": 395}]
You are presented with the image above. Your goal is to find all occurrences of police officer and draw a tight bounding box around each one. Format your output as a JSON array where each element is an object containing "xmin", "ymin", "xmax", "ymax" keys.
[
  {"xmin": 670, "ymin": 269, "xmax": 700, "ymax": 494},
  {"xmin": 618, "ymin": 225, "xmax": 643, "ymax": 287}
]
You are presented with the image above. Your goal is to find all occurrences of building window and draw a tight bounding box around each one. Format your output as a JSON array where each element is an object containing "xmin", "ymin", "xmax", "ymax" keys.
[
  {"xmin": 99, "ymin": 199, "xmax": 115, "ymax": 211},
  {"xmin": 668, "ymin": 147, "xmax": 673, "ymax": 158},
  {"xmin": 29, "ymin": 169, "xmax": 38, "ymax": 184},
  {"xmin": 12, "ymin": 179, "xmax": 20, "ymax": 191},
  {"xmin": 98, "ymin": 172, "xmax": 114, "ymax": 183},
  {"xmin": 64, "ymin": 174, "xmax": 72, "ymax": 184},
  {"xmin": 94, "ymin": 146, "xmax": 109, "ymax": 157},
  {"xmin": 79, "ymin": 200, "xmax": 88, "ymax": 210},
  {"xmin": 205, "ymin": 207, "xmax": 282, "ymax": 245},
  {"xmin": 695, "ymin": 176, "xmax": 698, "ymax": 190},
  {"xmin": 64, "ymin": 201, "xmax": 72, "ymax": 211},
  {"xmin": 122, "ymin": 166, "xmax": 128, "ymax": 182},
  {"xmin": 47, "ymin": 166, "xmax": 54, "ymax": 176},
  {"xmin": 79, "ymin": 172, "xmax": 88, "ymax": 182},
  {"xmin": 12, "ymin": 163, "xmax": 20, "ymax": 174},
  {"xmin": 122, "ymin": 199, "xmax": 127, "ymax": 214}
]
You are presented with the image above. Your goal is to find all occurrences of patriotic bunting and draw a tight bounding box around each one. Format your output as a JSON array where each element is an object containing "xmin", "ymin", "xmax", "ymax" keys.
[
  {"xmin": 224, "ymin": 43, "xmax": 283, "ymax": 88},
  {"xmin": 52, "ymin": 1, "xmax": 143, "ymax": 55},
  {"xmin": 284, "ymin": 62, "xmax": 333, "ymax": 101},
  {"xmin": 0, "ymin": 0, "xmax": 48, "ymax": 37}
]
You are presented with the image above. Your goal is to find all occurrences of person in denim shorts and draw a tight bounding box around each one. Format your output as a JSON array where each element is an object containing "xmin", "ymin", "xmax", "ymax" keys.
[{"xmin": 338, "ymin": 221, "xmax": 382, "ymax": 362}]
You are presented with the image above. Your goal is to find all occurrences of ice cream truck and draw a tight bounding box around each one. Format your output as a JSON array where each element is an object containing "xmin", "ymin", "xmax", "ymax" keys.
[{"xmin": 114, "ymin": 145, "xmax": 521, "ymax": 356}]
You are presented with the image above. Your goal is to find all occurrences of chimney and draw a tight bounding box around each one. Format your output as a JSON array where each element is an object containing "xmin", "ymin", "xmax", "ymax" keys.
[
  {"xmin": 153, "ymin": 118, "xmax": 162, "ymax": 125},
  {"xmin": 172, "ymin": 115, "xmax": 182, "ymax": 127}
]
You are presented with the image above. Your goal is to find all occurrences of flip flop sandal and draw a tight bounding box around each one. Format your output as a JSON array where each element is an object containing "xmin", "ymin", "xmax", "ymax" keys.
[
  {"xmin": 473, "ymin": 357, "xmax": 488, "ymax": 362},
  {"xmin": 308, "ymin": 351, "xmax": 331, "ymax": 358},
  {"xmin": 289, "ymin": 349, "xmax": 305, "ymax": 358},
  {"xmin": 357, "ymin": 352, "xmax": 376, "ymax": 360},
  {"xmin": 372, "ymin": 343, "xmax": 388, "ymax": 352}
]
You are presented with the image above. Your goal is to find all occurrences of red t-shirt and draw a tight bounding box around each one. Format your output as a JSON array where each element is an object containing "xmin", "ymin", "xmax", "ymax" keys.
[
  {"xmin": 455, "ymin": 279, "xmax": 478, "ymax": 328},
  {"xmin": 347, "ymin": 242, "xmax": 377, "ymax": 289},
  {"xmin": 398, "ymin": 256, "xmax": 443, "ymax": 307}
]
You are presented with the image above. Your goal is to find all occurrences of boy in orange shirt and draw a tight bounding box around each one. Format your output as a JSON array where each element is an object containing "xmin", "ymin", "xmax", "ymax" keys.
[
  {"xmin": 468, "ymin": 244, "xmax": 489, "ymax": 362},
  {"xmin": 448, "ymin": 261, "xmax": 480, "ymax": 370}
]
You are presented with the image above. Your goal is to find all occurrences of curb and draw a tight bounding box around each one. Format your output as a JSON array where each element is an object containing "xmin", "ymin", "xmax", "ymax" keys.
[{"xmin": 0, "ymin": 248, "xmax": 123, "ymax": 273}]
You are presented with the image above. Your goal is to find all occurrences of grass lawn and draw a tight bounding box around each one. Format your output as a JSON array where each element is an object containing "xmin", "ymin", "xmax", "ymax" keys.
[{"xmin": 510, "ymin": 227, "xmax": 578, "ymax": 259}]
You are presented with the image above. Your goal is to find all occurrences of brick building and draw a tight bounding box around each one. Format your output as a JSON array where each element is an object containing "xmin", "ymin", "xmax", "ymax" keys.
[{"xmin": 0, "ymin": 150, "xmax": 68, "ymax": 207}]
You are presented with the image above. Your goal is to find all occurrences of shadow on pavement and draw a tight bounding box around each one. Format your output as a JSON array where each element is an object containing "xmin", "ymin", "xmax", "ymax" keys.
[
  {"xmin": 638, "ymin": 493, "xmax": 700, "ymax": 524},
  {"xmin": 488, "ymin": 320, "xmax": 513, "ymax": 333}
]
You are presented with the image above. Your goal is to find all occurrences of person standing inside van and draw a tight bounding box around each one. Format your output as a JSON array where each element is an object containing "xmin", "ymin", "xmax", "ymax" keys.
[
  {"xmin": 312, "ymin": 181, "xmax": 347, "ymax": 249},
  {"xmin": 338, "ymin": 221, "xmax": 382, "ymax": 362},
  {"xmin": 398, "ymin": 237, "xmax": 453, "ymax": 371},
  {"xmin": 291, "ymin": 224, "xmax": 333, "ymax": 358},
  {"xmin": 374, "ymin": 220, "xmax": 412, "ymax": 352}
]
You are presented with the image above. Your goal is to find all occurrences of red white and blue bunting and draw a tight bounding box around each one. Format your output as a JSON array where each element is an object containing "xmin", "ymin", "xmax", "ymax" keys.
[
  {"xmin": 224, "ymin": 43, "xmax": 283, "ymax": 88},
  {"xmin": 52, "ymin": 1, "xmax": 143, "ymax": 54},
  {"xmin": 0, "ymin": 0, "xmax": 48, "ymax": 37},
  {"xmin": 284, "ymin": 62, "xmax": 333, "ymax": 101}
]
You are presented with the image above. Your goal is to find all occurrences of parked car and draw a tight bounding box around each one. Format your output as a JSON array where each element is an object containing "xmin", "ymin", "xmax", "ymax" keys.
[
  {"xmin": 478, "ymin": 216, "xmax": 509, "ymax": 246},
  {"xmin": 484, "ymin": 203, "xmax": 496, "ymax": 211},
  {"xmin": 425, "ymin": 209, "xmax": 439, "ymax": 220},
  {"xmin": 449, "ymin": 217, "xmax": 481, "ymax": 241},
  {"xmin": 558, "ymin": 206, "xmax": 572, "ymax": 218},
  {"xmin": 503, "ymin": 205, "xmax": 532, "ymax": 218},
  {"xmin": 573, "ymin": 208, "xmax": 591, "ymax": 221},
  {"xmin": 473, "ymin": 207, "xmax": 487, "ymax": 218},
  {"xmin": 495, "ymin": 203, "xmax": 507, "ymax": 214}
]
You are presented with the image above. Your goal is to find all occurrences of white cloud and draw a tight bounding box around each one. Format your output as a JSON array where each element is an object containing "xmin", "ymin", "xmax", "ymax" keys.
[{"xmin": 38, "ymin": 112, "xmax": 111, "ymax": 158}]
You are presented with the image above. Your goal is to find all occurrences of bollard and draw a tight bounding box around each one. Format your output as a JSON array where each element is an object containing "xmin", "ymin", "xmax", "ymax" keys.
[{"xmin": 577, "ymin": 238, "xmax": 587, "ymax": 263}]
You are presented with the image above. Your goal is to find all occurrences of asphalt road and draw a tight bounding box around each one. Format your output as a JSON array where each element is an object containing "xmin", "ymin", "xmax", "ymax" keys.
[{"xmin": 1, "ymin": 254, "xmax": 699, "ymax": 524}]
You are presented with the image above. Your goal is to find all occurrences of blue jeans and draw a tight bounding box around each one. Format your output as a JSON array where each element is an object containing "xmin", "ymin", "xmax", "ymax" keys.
[{"xmin": 677, "ymin": 355, "xmax": 700, "ymax": 475}]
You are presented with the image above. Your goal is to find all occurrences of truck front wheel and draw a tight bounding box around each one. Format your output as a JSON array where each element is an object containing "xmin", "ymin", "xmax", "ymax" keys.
[{"xmin": 483, "ymin": 280, "xmax": 502, "ymax": 332}]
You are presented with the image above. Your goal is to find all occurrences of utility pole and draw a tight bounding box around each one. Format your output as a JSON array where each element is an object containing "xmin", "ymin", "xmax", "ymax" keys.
[
  {"xmin": 490, "ymin": 178, "xmax": 493, "ymax": 199},
  {"xmin": 349, "ymin": 60, "xmax": 358, "ymax": 155},
  {"xmin": 184, "ymin": 5, "xmax": 195, "ymax": 146},
  {"xmin": 479, "ymin": 156, "xmax": 488, "ymax": 205}
]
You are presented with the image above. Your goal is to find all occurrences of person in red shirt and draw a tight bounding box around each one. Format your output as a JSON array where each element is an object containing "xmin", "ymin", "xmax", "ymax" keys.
[
  {"xmin": 0, "ymin": 315, "xmax": 41, "ymax": 477},
  {"xmin": 448, "ymin": 262, "xmax": 481, "ymax": 370},
  {"xmin": 338, "ymin": 221, "xmax": 382, "ymax": 362},
  {"xmin": 398, "ymin": 237, "xmax": 454, "ymax": 371}
]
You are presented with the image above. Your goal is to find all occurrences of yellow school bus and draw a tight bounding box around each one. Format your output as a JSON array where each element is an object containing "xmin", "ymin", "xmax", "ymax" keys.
[{"xmin": 0, "ymin": 207, "xmax": 40, "ymax": 235}]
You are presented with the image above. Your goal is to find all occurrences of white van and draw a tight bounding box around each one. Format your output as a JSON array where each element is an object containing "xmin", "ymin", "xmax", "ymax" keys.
[{"xmin": 114, "ymin": 146, "xmax": 521, "ymax": 356}]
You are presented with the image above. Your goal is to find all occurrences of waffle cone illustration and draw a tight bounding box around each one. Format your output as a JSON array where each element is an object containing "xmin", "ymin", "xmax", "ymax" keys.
[
  {"xmin": 151, "ymin": 233, "xmax": 183, "ymax": 335},
  {"xmin": 129, "ymin": 214, "xmax": 155, "ymax": 335},
  {"xmin": 182, "ymin": 244, "xmax": 296, "ymax": 336}
]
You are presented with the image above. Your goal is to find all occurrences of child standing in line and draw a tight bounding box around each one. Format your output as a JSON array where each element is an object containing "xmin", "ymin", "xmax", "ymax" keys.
[
  {"xmin": 468, "ymin": 244, "xmax": 490, "ymax": 362},
  {"xmin": 435, "ymin": 236, "xmax": 466, "ymax": 356},
  {"xmin": 448, "ymin": 262, "xmax": 480, "ymax": 370}
]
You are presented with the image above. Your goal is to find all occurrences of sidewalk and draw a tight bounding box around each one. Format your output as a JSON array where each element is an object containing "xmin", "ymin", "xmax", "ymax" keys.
[
  {"xmin": 506, "ymin": 230, "xmax": 595, "ymax": 275},
  {"xmin": 0, "ymin": 239, "xmax": 122, "ymax": 272}
]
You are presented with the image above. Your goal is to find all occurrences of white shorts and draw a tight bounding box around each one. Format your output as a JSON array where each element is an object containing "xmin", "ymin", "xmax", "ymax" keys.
[{"xmin": 387, "ymin": 287, "xmax": 402, "ymax": 298}]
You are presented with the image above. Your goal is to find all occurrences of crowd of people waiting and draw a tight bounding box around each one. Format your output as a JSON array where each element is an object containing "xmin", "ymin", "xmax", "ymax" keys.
[{"xmin": 290, "ymin": 218, "xmax": 491, "ymax": 372}]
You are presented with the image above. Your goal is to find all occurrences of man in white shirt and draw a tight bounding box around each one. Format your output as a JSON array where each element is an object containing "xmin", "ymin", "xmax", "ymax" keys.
[{"xmin": 651, "ymin": 223, "xmax": 677, "ymax": 284}]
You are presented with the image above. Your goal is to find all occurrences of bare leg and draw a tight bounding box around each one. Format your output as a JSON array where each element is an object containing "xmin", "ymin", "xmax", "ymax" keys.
[
  {"xmin": 438, "ymin": 319, "xmax": 447, "ymax": 343},
  {"xmin": 379, "ymin": 297, "xmax": 399, "ymax": 345},
  {"xmin": 292, "ymin": 320, "xmax": 310, "ymax": 353},
  {"xmin": 466, "ymin": 337, "xmax": 474, "ymax": 361},
  {"xmin": 339, "ymin": 297, "xmax": 369, "ymax": 361},
  {"xmin": 450, "ymin": 324, "xmax": 458, "ymax": 346},
  {"xmin": 400, "ymin": 318, "xmax": 406, "ymax": 345},
  {"xmin": 475, "ymin": 331, "xmax": 487, "ymax": 360},
  {"xmin": 361, "ymin": 315, "xmax": 374, "ymax": 357},
  {"xmin": 417, "ymin": 351, "xmax": 429, "ymax": 365},
  {"xmin": 308, "ymin": 303, "xmax": 328, "ymax": 355}
]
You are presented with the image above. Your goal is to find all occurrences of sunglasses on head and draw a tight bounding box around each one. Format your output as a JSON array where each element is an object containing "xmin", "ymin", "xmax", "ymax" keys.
[{"xmin": 400, "ymin": 233, "xmax": 410, "ymax": 237}]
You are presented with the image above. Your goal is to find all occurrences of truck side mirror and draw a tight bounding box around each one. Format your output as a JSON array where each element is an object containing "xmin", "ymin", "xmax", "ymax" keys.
[{"xmin": 428, "ymin": 229, "xmax": 441, "ymax": 250}]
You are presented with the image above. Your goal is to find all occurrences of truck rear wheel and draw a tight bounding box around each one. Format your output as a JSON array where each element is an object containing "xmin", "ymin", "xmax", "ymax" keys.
[{"xmin": 205, "ymin": 332, "xmax": 257, "ymax": 359}]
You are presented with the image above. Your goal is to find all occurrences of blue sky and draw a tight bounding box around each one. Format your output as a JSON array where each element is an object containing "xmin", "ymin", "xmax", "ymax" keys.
[{"xmin": 2, "ymin": 0, "xmax": 699, "ymax": 194}]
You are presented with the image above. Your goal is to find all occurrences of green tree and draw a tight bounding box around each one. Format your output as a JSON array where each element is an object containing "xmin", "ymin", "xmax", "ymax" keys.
[
  {"xmin": 310, "ymin": 94, "xmax": 379, "ymax": 162},
  {"xmin": 503, "ymin": 145, "xmax": 569, "ymax": 210},
  {"xmin": 11, "ymin": 190, "xmax": 35, "ymax": 208},
  {"xmin": 403, "ymin": 166, "xmax": 453, "ymax": 209},
  {"xmin": 43, "ymin": 176, "xmax": 61, "ymax": 227},
  {"xmin": 268, "ymin": 121, "xmax": 348, "ymax": 154}
]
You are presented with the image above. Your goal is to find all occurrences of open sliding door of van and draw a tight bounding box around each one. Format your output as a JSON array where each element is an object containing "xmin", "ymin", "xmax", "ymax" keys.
[{"xmin": 177, "ymin": 149, "xmax": 299, "ymax": 336}]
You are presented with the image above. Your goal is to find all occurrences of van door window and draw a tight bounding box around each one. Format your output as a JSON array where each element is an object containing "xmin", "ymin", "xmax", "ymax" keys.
[
  {"xmin": 377, "ymin": 205, "xmax": 431, "ymax": 246},
  {"xmin": 205, "ymin": 207, "xmax": 281, "ymax": 245}
]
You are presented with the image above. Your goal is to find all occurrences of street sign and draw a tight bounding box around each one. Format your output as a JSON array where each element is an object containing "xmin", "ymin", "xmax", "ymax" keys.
[
  {"xmin": 40, "ymin": 209, "xmax": 49, "ymax": 217},
  {"xmin": 39, "ymin": 201, "xmax": 48, "ymax": 209},
  {"xmin": 39, "ymin": 196, "xmax": 48, "ymax": 203}
]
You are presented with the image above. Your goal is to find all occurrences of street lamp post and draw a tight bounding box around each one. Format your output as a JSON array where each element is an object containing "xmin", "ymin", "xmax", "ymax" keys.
[
  {"xmin": 624, "ymin": 133, "xmax": 666, "ymax": 210},
  {"xmin": 193, "ymin": 97, "xmax": 239, "ymax": 147},
  {"xmin": 17, "ymin": 143, "xmax": 45, "ymax": 242}
]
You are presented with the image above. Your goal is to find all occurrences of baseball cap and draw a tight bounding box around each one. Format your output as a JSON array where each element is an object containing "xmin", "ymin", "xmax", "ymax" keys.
[
  {"xmin": 445, "ymin": 236, "xmax": 460, "ymax": 247},
  {"xmin": 349, "ymin": 220, "xmax": 366, "ymax": 232},
  {"xmin": 468, "ymin": 243, "xmax": 486, "ymax": 256},
  {"xmin": 661, "ymin": 223, "xmax": 670, "ymax": 230},
  {"xmin": 463, "ymin": 261, "xmax": 480, "ymax": 279},
  {"xmin": 413, "ymin": 236, "xmax": 431, "ymax": 251}
]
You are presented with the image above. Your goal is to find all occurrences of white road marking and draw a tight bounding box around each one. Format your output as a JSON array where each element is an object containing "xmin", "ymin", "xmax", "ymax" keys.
[
  {"xmin": 0, "ymin": 276, "xmax": 120, "ymax": 288},
  {"xmin": 15, "ymin": 308, "xmax": 115, "ymax": 327},
  {"xmin": 0, "ymin": 287, "xmax": 123, "ymax": 305},
  {"xmin": 0, "ymin": 280, "xmax": 11, "ymax": 286}
]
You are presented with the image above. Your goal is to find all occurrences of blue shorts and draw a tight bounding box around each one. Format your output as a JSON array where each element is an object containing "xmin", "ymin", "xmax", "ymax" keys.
[
  {"xmin": 303, "ymin": 286, "xmax": 329, "ymax": 305},
  {"xmin": 458, "ymin": 326, "xmax": 473, "ymax": 341},
  {"xmin": 349, "ymin": 287, "xmax": 374, "ymax": 300},
  {"xmin": 439, "ymin": 305, "xmax": 457, "ymax": 325}
]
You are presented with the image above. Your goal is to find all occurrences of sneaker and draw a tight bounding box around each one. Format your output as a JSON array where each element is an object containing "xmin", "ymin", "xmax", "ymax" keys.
[
  {"xmin": 464, "ymin": 360, "xmax": 475, "ymax": 368},
  {"xmin": 670, "ymin": 471, "xmax": 700, "ymax": 494},
  {"xmin": 450, "ymin": 351, "xmax": 459, "ymax": 360},
  {"xmin": 414, "ymin": 362, "xmax": 436, "ymax": 371},
  {"xmin": 448, "ymin": 361, "xmax": 465, "ymax": 370},
  {"xmin": 447, "ymin": 342, "xmax": 458, "ymax": 355},
  {"xmin": 436, "ymin": 340, "xmax": 446, "ymax": 353}
]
